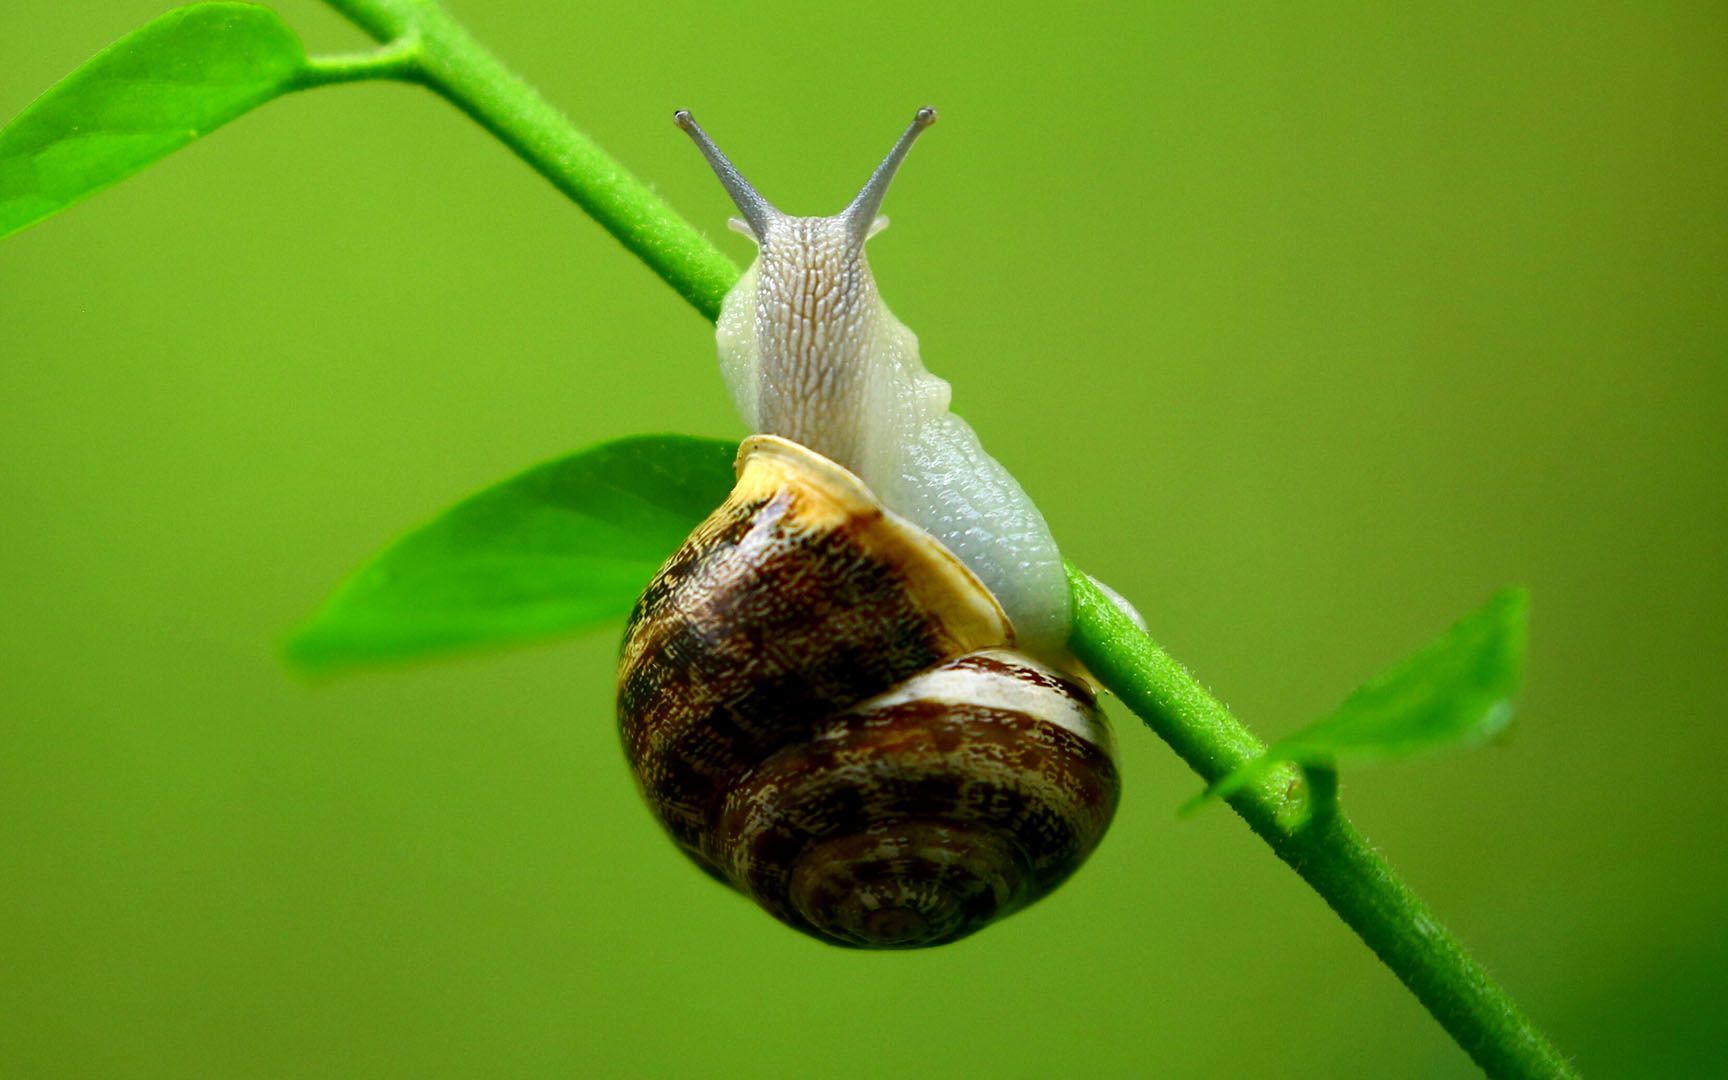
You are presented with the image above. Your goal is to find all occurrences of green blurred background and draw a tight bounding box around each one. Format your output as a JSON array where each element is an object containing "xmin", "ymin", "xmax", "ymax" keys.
[{"xmin": 2, "ymin": 2, "xmax": 1723, "ymax": 1076}]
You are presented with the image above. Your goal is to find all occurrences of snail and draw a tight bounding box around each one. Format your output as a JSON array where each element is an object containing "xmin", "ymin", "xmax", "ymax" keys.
[{"xmin": 616, "ymin": 108, "xmax": 1119, "ymax": 949}]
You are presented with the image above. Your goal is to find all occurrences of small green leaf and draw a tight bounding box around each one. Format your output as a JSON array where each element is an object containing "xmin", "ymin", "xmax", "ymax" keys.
[
  {"xmin": 286, "ymin": 435, "xmax": 738, "ymax": 673},
  {"xmin": 1192, "ymin": 588, "xmax": 1530, "ymax": 808},
  {"xmin": 1, "ymin": 4, "xmax": 310, "ymax": 240}
]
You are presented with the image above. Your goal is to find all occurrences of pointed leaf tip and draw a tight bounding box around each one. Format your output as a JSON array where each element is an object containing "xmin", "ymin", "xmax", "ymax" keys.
[{"xmin": 286, "ymin": 434, "xmax": 737, "ymax": 675}]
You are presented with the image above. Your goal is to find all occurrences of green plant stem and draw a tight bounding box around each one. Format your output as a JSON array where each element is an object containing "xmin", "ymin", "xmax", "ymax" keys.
[
  {"xmin": 1067, "ymin": 572, "xmax": 1574, "ymax": 1078},
  {"xmin": 316, "ymin": 2, "xmax": 1575, "ymax": 1075},
  {"xmin": 320, "ymin": 0, "xmax": 738, "ymax": 319}
]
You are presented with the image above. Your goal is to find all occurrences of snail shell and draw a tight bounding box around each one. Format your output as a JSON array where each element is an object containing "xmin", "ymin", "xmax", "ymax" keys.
[{"xmin": 618, "ymin": 436, "xmax": 1119, "ymax": 948}]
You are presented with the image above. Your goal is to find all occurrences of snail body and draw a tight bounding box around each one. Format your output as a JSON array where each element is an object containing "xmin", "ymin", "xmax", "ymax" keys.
[
  {"xmin": 684, "ymin": 106, "xmax": 1071, "ymax": 660},
  {"xmin": 617, "ymin": 111, "xmax": 1118, "ymax": 948}
]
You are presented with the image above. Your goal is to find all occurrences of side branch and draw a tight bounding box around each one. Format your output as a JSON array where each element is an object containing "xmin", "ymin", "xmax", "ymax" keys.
[{"xmin": 298, "ymin": 35, "xmax": 423, "ymax": 88}]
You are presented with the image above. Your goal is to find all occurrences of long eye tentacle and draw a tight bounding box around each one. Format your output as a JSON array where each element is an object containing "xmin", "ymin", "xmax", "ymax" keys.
[
  {"xmin": 674, "ymin": 109, "xmax": 779, "ymax": 238},
  {"xmin": 841, "ymin": 106, "xmax": 937, "ymax": 242}
]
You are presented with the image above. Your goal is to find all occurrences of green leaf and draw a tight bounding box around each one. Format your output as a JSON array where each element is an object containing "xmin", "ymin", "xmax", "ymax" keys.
[
  {"xmin": 1191, "ymin": 588, "xmax": 1530, "ymax": 808},
  {"xmin": 286, "ymin": 434, "xmax": 738, "ymax": 674},
  {"xmin": 1, "ymin": 4, "xmax": 310, "ymax": 241}
]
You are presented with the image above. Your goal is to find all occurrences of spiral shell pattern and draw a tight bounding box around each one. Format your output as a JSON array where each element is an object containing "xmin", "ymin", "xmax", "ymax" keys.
[{"xmin": 618, "ymin": 436, "xmax": 1118, "ymax": 948}]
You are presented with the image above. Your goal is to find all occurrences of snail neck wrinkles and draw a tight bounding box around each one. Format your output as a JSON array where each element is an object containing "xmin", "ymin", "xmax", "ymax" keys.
[{"xmin": 749, "ymin": 217, "xmax": 879, "ymax": 471}]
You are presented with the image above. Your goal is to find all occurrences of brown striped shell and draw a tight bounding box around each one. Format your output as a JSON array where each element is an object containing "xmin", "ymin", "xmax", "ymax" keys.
[{"xmin": 617, "ymin": 436, "xmax": 1119, "ymax": 948}]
